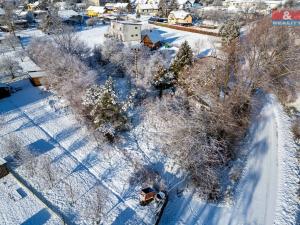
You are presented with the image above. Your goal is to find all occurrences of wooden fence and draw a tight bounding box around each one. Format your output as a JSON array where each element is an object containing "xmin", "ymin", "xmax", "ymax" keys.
[{"xmin": 152, "ymin": 22, "xmax": 220, "ymax": 37}]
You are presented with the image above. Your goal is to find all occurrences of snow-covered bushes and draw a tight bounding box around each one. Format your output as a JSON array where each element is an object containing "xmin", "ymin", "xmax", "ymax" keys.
[
  {"xmin": 219, "ymin": 18, "xmax": 240, "ymax": 45},
  {"xmin": 240, "ymin": 17, "xmax": 300, "ymax": 103},
  {"xmin": 28, "ymin": 38, "xmax": 96, "ymax": 114},
  {"xmin": 0, "ymin": 56, "xmax": 22, "ymax": 80}
]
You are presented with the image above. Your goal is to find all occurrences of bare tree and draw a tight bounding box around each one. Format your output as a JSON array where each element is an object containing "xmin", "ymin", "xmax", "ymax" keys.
[
  {"xmin": 0, "ymin": 56, "xmax": 22, "ymax": 79},
  {"xmin": 52, "ymin": 25, "xmax": 90, "ymax": 60},
  {"xmin": 82, "ymin": 185, "xmax": 107, "ymax": 225}
]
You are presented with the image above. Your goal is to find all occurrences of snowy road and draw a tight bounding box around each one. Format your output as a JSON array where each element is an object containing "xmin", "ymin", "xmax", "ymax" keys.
[{"xmin": 160, "ymin": 94, "xmax": 299, "ymax": 225}]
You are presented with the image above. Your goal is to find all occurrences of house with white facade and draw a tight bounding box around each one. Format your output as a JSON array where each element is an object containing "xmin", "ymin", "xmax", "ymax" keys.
[{"xmin": 108, "ymin": 21, "xmax": 142, "ymax": 42}]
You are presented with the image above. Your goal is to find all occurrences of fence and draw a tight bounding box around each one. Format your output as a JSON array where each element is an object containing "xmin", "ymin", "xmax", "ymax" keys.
[{"xmin": 152, "ymin": 22, "xmax": 220, "ymax": 37}]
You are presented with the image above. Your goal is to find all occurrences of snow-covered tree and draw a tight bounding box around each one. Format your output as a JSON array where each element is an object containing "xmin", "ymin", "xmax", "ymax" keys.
[
  {"xmin": 82, "ymin": 77, "xmax": 129, "ymax": 140},
  {"xmin": 0, "ymin": 56, "xmax": 21, "ymax": 79},
  {"xmin": 152, "ymin": 65, "xmax": 176, "ymax": 97},
  {"xmin": 169, "ymin": 0, "xmax": 179, "ymax": 11},
  {"xmin": 53, "ymin": 26, "xmax": 90, "ymax": 60},
  {"xmin": 158, "ymin": 0, "xmax": 169, "ymax": 17},
  {"xmin": 170, "ymin": 41, "xmax": 193, "ymax": 74},
  {"xmin": 219, "ymin": 19, "xmax": 240, "ymax": 45}
]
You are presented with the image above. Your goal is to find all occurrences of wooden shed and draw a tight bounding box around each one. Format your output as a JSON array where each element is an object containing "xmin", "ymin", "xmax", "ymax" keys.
[
  {"xmin": 0, "ymin": 158, "xmax": 9, "ymax": 179},
  {"xmin": 29, "ymin": 71, "xmax": 47, "ymax": 86},
  {"xmin": 140, "ymin": 187, "xmax": 156, "ymax": 205}
]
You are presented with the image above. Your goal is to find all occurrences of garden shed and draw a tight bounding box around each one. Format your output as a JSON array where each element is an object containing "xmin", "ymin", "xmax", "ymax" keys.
[{"xmin": 0, "ymin": 158, "xmax": 9, "ymax": 179}]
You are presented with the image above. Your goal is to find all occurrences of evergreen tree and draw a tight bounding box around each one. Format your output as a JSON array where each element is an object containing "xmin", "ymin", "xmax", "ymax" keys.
[
  {"xmin": 170, "ymin": 41, "xmax": 193, "ymax": 74},
  {"xmin": 153, "ymin": 65, "xmax": 176, "ymax": 97},
  {"xmin": 82, "ymin": 77, "xmax": 128, "ymax": 140},
  {"xmin": 219, "ymin": 19, "xmax": 240, "ymax": 45}
]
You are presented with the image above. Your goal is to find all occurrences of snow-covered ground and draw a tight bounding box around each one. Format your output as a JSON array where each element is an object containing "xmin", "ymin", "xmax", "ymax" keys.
[
  {"xmin": 1, "ymin": 22, "xmax": 298, "ymax": 225},
  {"xmin": 0, "ymin": 80, "xmax": 157, "ymax": 225},
  {"xmin": 76, "ymin": 22, "xmax": 220, "ymax": 56},
  {"xmin": 159, "ymin": 94, "xmax": 299, "ymax": 225},
  {"xmin": 0, "ymin": 174, "xmax": 62, "ymax": 225}
]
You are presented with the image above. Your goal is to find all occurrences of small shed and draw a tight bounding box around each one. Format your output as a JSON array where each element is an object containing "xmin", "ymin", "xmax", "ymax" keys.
[
  {"xmin": 140, "ymin": 187, "xmax": 156, "ymax": 205},
  {"xmin": 28, "ymin": 71, "xmax": 47, "ymax": 86},
  {"xmin": 0, "ymin": 158, "xmax": 9, "ymax": 179},
  {"xmin": 141, "ymin": 30, "xmax": 163, "ymax": 50},
  {"xmin": 0, "ymin": 83, "xmax": 11, "ymax": 99}
]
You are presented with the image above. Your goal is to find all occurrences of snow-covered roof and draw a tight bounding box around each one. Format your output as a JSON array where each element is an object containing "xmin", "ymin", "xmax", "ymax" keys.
[
  {"xmin": 19, "ymin": 57, "xmax": 42, "ymax": 72},
  {"xmin": 143, "ymin": 30, "xmax": 163, "ymax": 43},
  {"xmin": 28, "ymin": 71, "xmax": 47, "ymax": 78},
  {"xmin": 87, "ymin": 6, "xmax": 106, "ymax": 13},
  {"xmin": 169, "ymin": 10, "xmax": 191, "ymax": 19},
  {"xmin": 177, "ymin": 0, "xmax": 195, "ymax": 5},
  {"xmin": 105, "ymin": 3, "xmax": 129, "ymax": 9},
  {"xmin": 58, "ymin": 10, "xmax": 79, "ymax": 20},
  {"xmin": 115, "ymin": 3, "xmax": 129, "ymax": 8},
  {"xmin": 137, "ymin": 4, "xmax": 159, "ymax": 10},
  {"xmin": 31, "ymin": 1, "xmax": 39, "ymax": 7},
  {"xmin": 0, "ymin": 157, "xmax": 6, "ymax": 165}
]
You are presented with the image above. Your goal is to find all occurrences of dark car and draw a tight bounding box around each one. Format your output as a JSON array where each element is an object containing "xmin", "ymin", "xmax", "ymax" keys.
[{"xmin": 148, "ymin": 17, "xmax": 167, "ymax": 23}]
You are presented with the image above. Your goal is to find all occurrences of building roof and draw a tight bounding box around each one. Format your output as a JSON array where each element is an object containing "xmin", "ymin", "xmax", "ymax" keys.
[
  {"xmin": 169, "ymin": 10, "xmax": 191, "ymax": 19},
  {"xmin": 177, "ymin": 0, "xmax": 195, "ymax": 5},
  {"xmin": 19, "ymin": 57, "xmax": 42, "ymax": 73},
  {"xmin": 0, "ymin": 157, "xmax": 6, "ymax": 165},
  {"xmin": 112, "ymin": 20, "xmax": 142, "ymax": 25},
  {"xmin": 143, "ymin": 30, "xmax": 162, "ymax": 43},
  {"xmin": 137, "ymin": 3, "xmax": 159, "ymax": 10},
  {"xmin": 28, "ymin": 71, "xmax": 47, "ymax": 78},
  {"xmin": 58, "ymin": 10, "xmax": 79, "ymax": 20},
  {"xmin": 105, "ymin": 3, "xmax": 129, "ymax": 9},
  {"xmin": 86, "ymin": 6, "xmax": 106, "ymax": 13}
]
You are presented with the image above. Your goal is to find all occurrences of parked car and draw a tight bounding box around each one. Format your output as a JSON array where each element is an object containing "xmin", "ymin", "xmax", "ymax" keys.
[
  {"xmin": 0, "ymin": 83, "xmax": 11, "ymax": 99},
  {"xmin": 148, "ymin": 16, "xmax": 167, "ymax": 23}
]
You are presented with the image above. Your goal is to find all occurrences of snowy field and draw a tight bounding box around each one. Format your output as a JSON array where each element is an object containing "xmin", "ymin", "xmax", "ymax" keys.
[
  {"xmin": 0, "ymin": 174, "xmax": 62, "ymax": 225},
  {"xmin": 0, "ymin": 80, "xmax": 158, "ymax": 225}
]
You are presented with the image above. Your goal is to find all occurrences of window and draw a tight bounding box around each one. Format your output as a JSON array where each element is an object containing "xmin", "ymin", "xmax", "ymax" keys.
[
  {"xmin": 135, "ymin": 27, "xmax": 138, "ymax": 29},
  {"xmin": 131, "ymin": 35, "xmax": 134, "ymax": 37},
  {"xmin": 135, "ymin": 34, "xmax": 138, "ymax": 36}
]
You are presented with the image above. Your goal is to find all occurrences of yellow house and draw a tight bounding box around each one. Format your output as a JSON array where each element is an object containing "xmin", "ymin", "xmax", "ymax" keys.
[
  {"xmin": 86, "ymin": 6, "xmax": 106, "ymax": 17},
  {"xmin": 168, "ymin": 10, "xmax": 192, "ymax": 25},
  {"xmin": 27, "ymin": 1, "xmax": 39, "ymax": 11}
]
